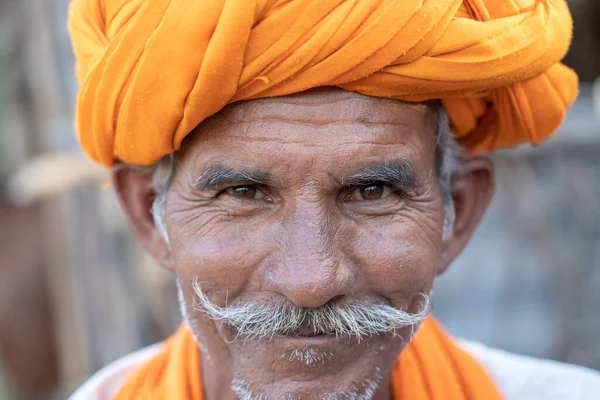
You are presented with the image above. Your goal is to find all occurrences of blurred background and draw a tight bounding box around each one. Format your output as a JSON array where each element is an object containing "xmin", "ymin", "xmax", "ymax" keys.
[{"xmin": 0, "ymin": 0, "xmax": 598, "ymax": 398}]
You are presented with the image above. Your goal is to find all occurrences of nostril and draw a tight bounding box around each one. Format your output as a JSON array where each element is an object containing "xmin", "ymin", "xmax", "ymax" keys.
[{"xmin": 326, "ymin": 295, "xmax": 346, "ymax": 307}]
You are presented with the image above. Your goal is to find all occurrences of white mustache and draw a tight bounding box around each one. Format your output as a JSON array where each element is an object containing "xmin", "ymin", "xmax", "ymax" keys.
[{"xmin": 190, "ymin": 279, "xmax": 431, "ymax": 342}]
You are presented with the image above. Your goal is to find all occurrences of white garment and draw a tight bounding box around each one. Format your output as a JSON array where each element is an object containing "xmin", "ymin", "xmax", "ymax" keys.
[{"xmin": 71, "ymin": 340, "xmax": 600, "ymax": 399}]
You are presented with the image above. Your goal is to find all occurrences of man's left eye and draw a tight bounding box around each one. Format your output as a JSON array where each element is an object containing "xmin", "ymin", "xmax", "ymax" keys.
[
  {"xmin": 225, "ymin": 185, "xmax": 265, "ymax": 199},
  {"xmin": 346, "ymin": 184, "xmax": 393, "ymax": 201}
]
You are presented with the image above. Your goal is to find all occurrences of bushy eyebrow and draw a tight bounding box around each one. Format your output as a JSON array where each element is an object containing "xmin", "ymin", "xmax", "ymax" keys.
[
  {"xmin": 191, "ymin": 165, "xmax": 271, "ymax": 190},
  {"xmin": 343, "ymin": 160, "xmax": 418, "ymax": 189},
  {"xmin": 191, "ymin": 160, "xmax": 417, "ymax": 191}
]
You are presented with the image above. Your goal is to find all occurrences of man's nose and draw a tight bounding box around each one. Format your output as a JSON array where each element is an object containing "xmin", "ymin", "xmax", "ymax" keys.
[{"xmin": 261, "ymin": 205, "xmax": 356, "ymax": 308}]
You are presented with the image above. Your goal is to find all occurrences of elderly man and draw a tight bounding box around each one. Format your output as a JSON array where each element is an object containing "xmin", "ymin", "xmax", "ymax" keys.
[{"xmin": 68, "ymin": 0, "xmax": 599, "ymax": 399}]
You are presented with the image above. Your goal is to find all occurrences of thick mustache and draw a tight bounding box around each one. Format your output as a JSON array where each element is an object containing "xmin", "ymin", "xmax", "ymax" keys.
[{"xmin": 191, "ymin": 279, "xmax": 431, "ymax": 341}]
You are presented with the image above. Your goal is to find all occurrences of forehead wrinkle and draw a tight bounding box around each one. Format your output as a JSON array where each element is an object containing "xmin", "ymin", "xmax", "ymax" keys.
[
  {"xmin": 213, "ymin": 116, "xmax": 426, "ymax": 128},
  {"xmin": 221, "ymin": 94, "xmax": 430, "ymax": 127},
  {"xmin": 208, "ymin": 120, "xmax": 432, "ymax": 153},
  {"xmin": 216, "ymin": 121, "xmax": 428, "ymax": 152}
]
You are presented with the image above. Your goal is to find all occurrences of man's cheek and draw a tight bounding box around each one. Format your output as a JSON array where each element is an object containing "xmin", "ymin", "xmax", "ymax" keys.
[
  {"xmin": 356, "ymin": 230, "xmax": 439, "ymax": 298},
  {"xmin": 170, "ymin": 229, "xmax": 270, "ymax": 296}
]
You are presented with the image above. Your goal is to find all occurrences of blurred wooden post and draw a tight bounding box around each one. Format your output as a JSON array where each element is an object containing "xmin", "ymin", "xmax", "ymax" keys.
[
  {"xmin": 17, "ymin": 0, "xmax": 91, "ymax": 395},
  {"xmin": 13, "ymin": 0, "xmax": 141, "ymax": 394},
  {"xmin": 0, "ymin": 0, "xmax": 92, "ymax": 396}
]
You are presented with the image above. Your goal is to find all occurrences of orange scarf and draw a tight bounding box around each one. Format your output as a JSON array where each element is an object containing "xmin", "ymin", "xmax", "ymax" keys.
[
  {"xmin": 68, "ymin": 0, "xmax": 577, "ymax": 168},
  {"xmin": 114, "ymin": 318, "xmax": 502, "ymax": 399}
]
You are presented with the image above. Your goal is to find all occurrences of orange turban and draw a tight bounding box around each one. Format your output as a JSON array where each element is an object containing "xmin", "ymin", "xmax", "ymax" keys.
[{"xmin": 68, "ymin": 0, "xmax": 578, "ymax": 167}]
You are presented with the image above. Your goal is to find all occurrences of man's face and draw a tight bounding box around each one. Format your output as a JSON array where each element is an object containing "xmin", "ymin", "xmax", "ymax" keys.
[{"xmin": 162, "ymin": 88, "xmax": 447, "ymax": 398}]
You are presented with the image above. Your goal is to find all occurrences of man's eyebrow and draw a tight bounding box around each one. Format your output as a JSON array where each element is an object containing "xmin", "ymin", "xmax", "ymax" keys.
[
  {"xmin": 191, "ymin": 165, "xmax": 271, "ymax": 189},
  {"xmin": 343, "ymin": 160, "xmax": 418, "ymax": 189}
]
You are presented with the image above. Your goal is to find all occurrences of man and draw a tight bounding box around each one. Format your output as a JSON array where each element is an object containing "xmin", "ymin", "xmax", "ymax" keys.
[{"xmin": 68, "ymin": 0, "xmax": 599, "ymax": 399}]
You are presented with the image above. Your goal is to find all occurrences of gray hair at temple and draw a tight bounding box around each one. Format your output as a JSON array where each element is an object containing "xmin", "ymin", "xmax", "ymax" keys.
[{"xmin": 149, "ymin": 102, "xmax": 463, "ymax": 244}]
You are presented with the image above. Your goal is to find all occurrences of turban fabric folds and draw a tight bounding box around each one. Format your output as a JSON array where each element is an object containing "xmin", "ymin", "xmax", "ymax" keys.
[{"xmin": 68, "ymin": 0, "xmax": 578, "ymax": 167}]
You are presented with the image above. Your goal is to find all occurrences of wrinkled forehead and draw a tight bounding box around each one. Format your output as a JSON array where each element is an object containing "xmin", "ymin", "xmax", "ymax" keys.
[
  {"xmin": 179, "ymin": 87, "xmax": 440, "ymax": 170},
  {"xmin": 219, "ymin": 87, "xmax": 436, "ymax": 126}
]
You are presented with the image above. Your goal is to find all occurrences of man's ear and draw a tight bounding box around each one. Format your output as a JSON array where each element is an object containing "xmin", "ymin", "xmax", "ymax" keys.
[
  {"xmin": 438, "ymin": 156, "xmax": 494, "ymax": 275},
  {"xmin": 111, "ymin": 164, "xmax": 175, "ymax": 271}
]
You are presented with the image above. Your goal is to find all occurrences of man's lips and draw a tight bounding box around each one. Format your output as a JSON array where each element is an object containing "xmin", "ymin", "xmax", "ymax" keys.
[
  {"xmin": 227, "ymin": 324, "xmax": 337, "ymax": 339},
  {"xmin": 289, "ymin": 326, "xmax": 335, "ymax": 338}
]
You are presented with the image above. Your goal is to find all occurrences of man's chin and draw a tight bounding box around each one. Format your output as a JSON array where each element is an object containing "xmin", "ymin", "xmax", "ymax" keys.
[
  {"xmin": 227, "ymin": 333, "xmax": 402, "ymax": 399},
  {"xmin": 232, "ymin": 373, "xmax": 385, "ymax": 400}
]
